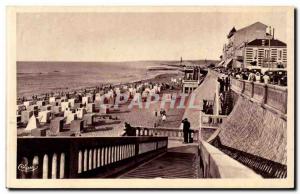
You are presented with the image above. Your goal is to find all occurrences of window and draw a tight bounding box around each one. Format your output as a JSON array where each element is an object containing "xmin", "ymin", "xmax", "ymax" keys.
[
  {"xmin": 254, "ymin": 49, "xmax": 258, "ymax": 59},
  {"xmin": 265, "ymin": 50, "xmax": 270, "ymax": 60},
  {"xmin": 278, "ymin": 50, "xmax": 282, "ymax": 60}
]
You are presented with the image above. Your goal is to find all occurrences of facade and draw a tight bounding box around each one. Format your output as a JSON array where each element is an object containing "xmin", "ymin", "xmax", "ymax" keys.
[
  {"xmin": 244, "ymin": 39, "xmax": 287, "ymax": 68},
  {"xmin": 220, "ymin": 21, "xmax": 287, "ymax": 69},
  {"xmin": 182, "ymin": 66, "xmax": 201, "ymax": 94}
]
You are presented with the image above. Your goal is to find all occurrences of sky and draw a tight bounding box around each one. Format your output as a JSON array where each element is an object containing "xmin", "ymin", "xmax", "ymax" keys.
[{"xmin": 16, "ymin": 10, "xmax": 289, "ymax": 61}]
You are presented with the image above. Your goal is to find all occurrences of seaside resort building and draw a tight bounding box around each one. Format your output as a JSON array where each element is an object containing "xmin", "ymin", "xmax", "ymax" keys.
[
  {"xmin": 217, "ymin": 22, "xmax": 287, "ymax": 70},
  {"xmin": 182, "ymin": 65, "xmax": 202, "ymax": 94}
]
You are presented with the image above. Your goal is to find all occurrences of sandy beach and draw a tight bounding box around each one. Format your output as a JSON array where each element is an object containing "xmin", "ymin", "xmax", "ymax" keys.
[{"xmin": 79, "ymin": 74, "xmax": 187, "ymax": 137}]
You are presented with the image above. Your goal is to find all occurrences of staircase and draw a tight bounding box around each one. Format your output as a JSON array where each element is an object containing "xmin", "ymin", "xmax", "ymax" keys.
[{"xmin": 221, "ymin": 90, "xmax": 234, "ymax": 115}]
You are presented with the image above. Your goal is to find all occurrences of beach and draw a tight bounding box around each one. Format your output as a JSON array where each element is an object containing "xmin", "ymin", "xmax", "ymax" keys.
[
  {"xmin": 17, "ymin": 61, "xmax": 182, "ymax": 98},
  {"xmin": 17, "ymin": 71, "xmax": 188, "ymax": 137}
]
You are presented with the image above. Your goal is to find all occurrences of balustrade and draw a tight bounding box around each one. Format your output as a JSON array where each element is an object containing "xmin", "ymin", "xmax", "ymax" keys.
[{"xmin": 17, "ymin": 136, "xmax": 168, "ymax": 179}]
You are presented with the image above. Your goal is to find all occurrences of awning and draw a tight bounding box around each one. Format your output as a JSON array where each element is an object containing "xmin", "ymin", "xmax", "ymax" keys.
[
  {"xmin": 216, "ymin": 60, "xmax": 225, "ymax": 67},
  {"xmin": 235, "ymin": 60, "xmax": 243, "ymax": 68},
  {"xmin": 224, "ymin": 58, "xmax": 233, "ymax": 68}
]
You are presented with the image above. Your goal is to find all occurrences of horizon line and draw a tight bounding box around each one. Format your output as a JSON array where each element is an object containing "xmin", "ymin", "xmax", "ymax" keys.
[{"xmin": 16, "ymin": 59, "xmax": 219, "ymax": 63}]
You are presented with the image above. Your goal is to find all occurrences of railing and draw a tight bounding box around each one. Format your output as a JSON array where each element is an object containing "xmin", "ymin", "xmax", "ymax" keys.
[
  {"xmin": 133, "ymin": 126, "xmax": 199, "ymax": 142},
  {"xmin": 230, "ymin": 78, "xmax": 244, "ymax": 93},
  {"xmin": 182, "ymin": 79, "xmax": 198, "ymax": 83},
  {"xmin": 201, "ymin": 114, "xmax": 227, "ymax": 128},
  {"xmin": 217, "ymin": 144, "xmax": 287, "ymax": 178},
  {"xmin": 199, "ymin": 141, "xmax": 262, "ymax": 178},
  {"xmin": 226, "ymin": 77, "xmax": 287, "ymax": 115},
  {"xmin": 265, "ymin": 84, "xmax": 288, "ymax": 114},
  {"xmin": 17, "ymin": 136, "xmax": 168, "ymax": 179},
  {"xmin": 210, "ymin": 69, "xmax": 287, "ymax": 115}
]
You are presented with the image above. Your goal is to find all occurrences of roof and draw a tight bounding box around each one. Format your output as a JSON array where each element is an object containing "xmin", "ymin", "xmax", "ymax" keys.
[
  {"xmin": 227, "ymin": 27, "xmax": 237, "ymax": 38},
  {"xmin": 246, "ymin": 39, "xmax": 287, "ymax": 47},
  {"xmin": 238, "ymin": 22, "xmax": 267, "ymax": 32},
  {"xmin": 227, "ymin": 22, "xmax": 267, "ymax": 39}
]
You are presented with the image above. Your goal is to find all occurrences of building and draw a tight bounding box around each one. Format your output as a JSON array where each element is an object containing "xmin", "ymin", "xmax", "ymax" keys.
[
  {"xmin": 218, "ymin": 22, "xmax": 287, "ymax": 69},
  {"xmin": 244, "ymin": 39, "xmax": 287, "ymax": 68},
  {"xmin": 182, "ymin": 66, "xmax": 202, "ymax": 94}
]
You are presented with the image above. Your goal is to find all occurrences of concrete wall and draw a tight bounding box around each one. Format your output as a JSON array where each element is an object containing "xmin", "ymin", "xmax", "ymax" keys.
[
  {"xmin": 200, "ymin": 141, "xmax": 262, "ymax": 178},
  {"xmin": 218, "ymin": 95, "xmax": 287, "ymax": 165}
]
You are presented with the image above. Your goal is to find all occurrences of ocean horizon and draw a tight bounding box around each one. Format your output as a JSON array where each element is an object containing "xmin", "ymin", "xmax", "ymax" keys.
[{"xmin": 17, "ymin": 60, "xmax": 199, "ymax": 98}]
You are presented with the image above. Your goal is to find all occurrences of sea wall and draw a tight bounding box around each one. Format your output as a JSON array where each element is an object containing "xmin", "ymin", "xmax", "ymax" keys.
[{"xmin": 218, "ymin": 95, "xmax": 287, "ymax": 165}]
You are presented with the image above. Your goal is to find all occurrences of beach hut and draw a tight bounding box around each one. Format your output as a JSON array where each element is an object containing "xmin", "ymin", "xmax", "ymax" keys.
[
  {"xmin": 99, "ymin": 104, "xmax": 109, "ymax": 114},
  {"xmin": 23, "ymin": 101, "xmax": 34, "ymax": 108},
  {"xmin": 36, "ymin": 100, "xmax": 46, "ymax": 108},
  {"xmin": 95, "ymin": 93, "xmax": 102, "ymax": 102},
  {"xmin": 86, "ymin": 103, "xmax": 95, "ymax": 113},
  {"xmin": 66, "ymin": 113, "xmax": 77, "ymax": 124},
  {"xmin": 68, "ymin": 98, "xmax": 75, "ymax": 108},
  {"xmin": 50, "ymin": 117, "xmax": 65, "ymax": 135},
  {"xmin": 31, "ymin": 126, "xmax": 48, "ymax": 137},
  {"xmin": 83, "ymin": 113, "xmax": 95, "ymax": 126},
  {"xmin": 70, "ymin": 120, "xmax": 84, "ymax": 133},
  {"xmin": 27, "ymin": 105, "xmax": 38, "ymax": 112},
  {"xmin": 38, "ymin": 110, "xmax": 51, "ymax": 123},
  {"xmin": 82, "ymin": 96, "xmax": 91, "ymax": 105},
  {"xmin": 49, "ymin": 97, "xmax": 56, "ymax": 103},
  {"xmin": 52, "ymin": 105, "xmax": 62, "ymax": 114},
  {"xmin": 21, "ymin": 110, "xmax": 33, "ymax": 124},
  {"xmin": 76, "ymin": 108, "xmax": 87, "ymax": 119},
  {"xmin": 61, "ymin": 101, "xmax": 70, "ymax": 111},
  {"xmin": 64, "ymin": 107, "xmax": 74, "ymax": 117},
  {"xmin": 41, "ymin": 105, "xmax": 52, "ymax": 111}
]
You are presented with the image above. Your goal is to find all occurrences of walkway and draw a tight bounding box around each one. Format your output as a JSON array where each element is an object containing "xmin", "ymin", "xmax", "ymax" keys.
[{"xmin": 119, "ymin": 141, "xmax": 201, "ymax": 178}]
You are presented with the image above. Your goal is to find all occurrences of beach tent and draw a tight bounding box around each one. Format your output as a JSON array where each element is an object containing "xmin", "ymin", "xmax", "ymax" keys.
[
  {"xmin": 25, "ymin": 115, "xmax": 41, "ymax": 131},
  {"xmin": 216, "ymin": 60, "xmax": 225, "ymax": 67},
  {"xmin": 224, "ymin": 59, "xmax": 233, "ymax": 68}
]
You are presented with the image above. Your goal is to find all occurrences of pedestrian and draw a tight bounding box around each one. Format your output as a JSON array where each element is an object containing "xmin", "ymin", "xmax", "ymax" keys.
[
  {"xmin": 248, "ymin": 72, "xmax": 256, "ymax": 82},
  {"xmin": 255, "ymin": 72, "xmax": 261, "ymax": 82},
  {"xmin": 122, "ymin": 122, "xmax": 136, "ymax": 136},
  {"xmin": 225, "ymin": 76, "xmax": 230, "ymax": 91},
  {"xmin": 162, "ymin": 114, "xmax": 166, "ymax": 122},
  {"xmin": 218, "ymin": 77, "xmax": 225, "ymax": 93},
  {"xmin": 182, "ymin": 118, "xmax": 190, "ymax": 143},
  {"xmin": 154, "ymin": 109, "xmax": 158, "ymax": 117},
  {"xmin": 263, "ymin": 73, "xmax": 270, "ymax": 84},
  {"xmin": 202, "ymin": 99, "xmax": 207, "ymax": 112}
]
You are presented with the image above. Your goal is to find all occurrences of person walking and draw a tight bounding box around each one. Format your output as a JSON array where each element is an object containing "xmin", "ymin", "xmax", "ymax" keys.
[{"xmin": 182, "ymin": 118, "xmax": 190, "ymax": 144}]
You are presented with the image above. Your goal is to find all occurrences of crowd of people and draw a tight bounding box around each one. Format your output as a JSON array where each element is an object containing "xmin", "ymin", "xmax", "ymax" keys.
[{"xmin": 213, "ymin": 67, "xmax": 287, "ymax": 86}]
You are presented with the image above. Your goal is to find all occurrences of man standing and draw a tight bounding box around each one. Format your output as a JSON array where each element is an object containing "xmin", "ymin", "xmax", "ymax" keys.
[
  {"xmin": 182, "ymin": 118, "xmax": 190, "ymax": 143},
  {"xmin": 263, "ymin": 73, "xmax": 270, "ymax": 84},
  {"xmin": 122, "ymin": 122, "xmax": 136, "ymax": 136},
  {"xmin": 218, "ymin": 77, "xmax": 225, "ymax": 93}
]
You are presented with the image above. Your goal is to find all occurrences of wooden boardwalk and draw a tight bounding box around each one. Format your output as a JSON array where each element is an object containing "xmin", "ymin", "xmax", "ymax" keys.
[{"xmin": 119, "ymin": 142, "xmax": 202, "ymax": 178}]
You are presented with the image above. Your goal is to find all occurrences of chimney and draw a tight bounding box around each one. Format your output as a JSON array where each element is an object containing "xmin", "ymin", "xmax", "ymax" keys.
[{"xmin": 272, "ymin": 28, "xmax": 275, "ymax": 39}]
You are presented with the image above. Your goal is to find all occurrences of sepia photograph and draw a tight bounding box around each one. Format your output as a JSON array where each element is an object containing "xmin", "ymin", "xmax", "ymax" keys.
[{"xmin": 6, "ymin": 6, "xmax": 294, "ymax": 189}]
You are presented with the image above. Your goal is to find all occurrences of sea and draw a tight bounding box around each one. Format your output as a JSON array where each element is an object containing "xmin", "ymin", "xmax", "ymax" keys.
[{"xmin": 17, "ymin": 61, "xmax": 180, "ymax": 98}]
